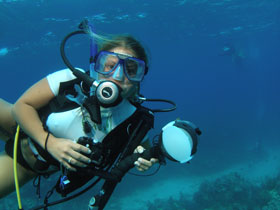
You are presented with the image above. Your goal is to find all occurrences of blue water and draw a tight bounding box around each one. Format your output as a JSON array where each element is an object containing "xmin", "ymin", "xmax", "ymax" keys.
[{"xmin": 1, "ymin": 0, "xmax": 280, "ymax": 209}]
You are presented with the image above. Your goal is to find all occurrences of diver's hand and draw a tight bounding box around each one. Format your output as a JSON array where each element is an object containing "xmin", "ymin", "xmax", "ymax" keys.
[
  {"xmin": 134, "ymin": 145, "xmax": 158, "ymax": 172},
  {"xmin": 47, "ymin": 135, "xmax": 92, "ymax": 171}
]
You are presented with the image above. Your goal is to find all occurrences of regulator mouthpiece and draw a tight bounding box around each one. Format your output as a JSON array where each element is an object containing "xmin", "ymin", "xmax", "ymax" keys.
[{"xmin": 95, "ymin": 81, "xmax": 122, "ymax": 108}]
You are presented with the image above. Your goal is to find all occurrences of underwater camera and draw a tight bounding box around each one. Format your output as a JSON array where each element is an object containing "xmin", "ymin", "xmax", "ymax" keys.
[
  {"xmin": 61, "ymin": 119, "xmax": 201, "ymax": 190},
  {"xmin": 87, "ymin": 119, "xmax": 202, "ymax": 209},
  {"xmin": 76, "ymin": 137, "xmax": 110, "ymax": 169},
  {"xmin": 80, "ymin": 119, "xmax": 201, "ymax": 173}
]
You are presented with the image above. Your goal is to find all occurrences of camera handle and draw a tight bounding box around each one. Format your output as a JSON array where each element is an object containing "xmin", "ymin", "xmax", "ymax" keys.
[
  {"xmin": 110, "ymin": 147, "xmax": 159, "ymax": 181},
  {"xmin": 88, "ymin": 147, "xmax": 158, "ymax": 210}
]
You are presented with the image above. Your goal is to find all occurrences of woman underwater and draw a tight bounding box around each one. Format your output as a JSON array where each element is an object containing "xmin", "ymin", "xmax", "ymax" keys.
[{"xmin": 0, "ymin": 34, "xmax": 158, "ymax": 199}]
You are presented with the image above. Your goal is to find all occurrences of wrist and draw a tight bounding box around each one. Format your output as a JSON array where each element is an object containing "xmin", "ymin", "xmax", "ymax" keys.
[{"xmin": 44, "ymin": 132, "xmax": 50, "ymax": 152}]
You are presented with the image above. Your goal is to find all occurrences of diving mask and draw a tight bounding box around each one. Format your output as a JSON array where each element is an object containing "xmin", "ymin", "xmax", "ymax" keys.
[{"xmin": 94, "ymin": 51, "xmax": 147, "ymax": 82}]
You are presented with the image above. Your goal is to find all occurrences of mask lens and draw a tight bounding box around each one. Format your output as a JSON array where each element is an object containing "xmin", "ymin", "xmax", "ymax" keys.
[
  {"xmin": 95, "ymin": 51, "xmax": 145, "ymax": 82},
  {"xmin": 95, "ymin": 52, "xmax": 119, "ymax": 74},
  {"xmin": 124, "ymin": 58, "xmax": 145, "ymax": 82}
]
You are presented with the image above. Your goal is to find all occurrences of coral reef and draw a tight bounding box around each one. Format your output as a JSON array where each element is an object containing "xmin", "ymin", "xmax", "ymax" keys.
[
  {"xmin": 2, "ymin": 172, "xmax": 280, "ymax": 210},
  {"xmin": 147, "ymin": 173, "xmax": 280, "ymax": 210}
]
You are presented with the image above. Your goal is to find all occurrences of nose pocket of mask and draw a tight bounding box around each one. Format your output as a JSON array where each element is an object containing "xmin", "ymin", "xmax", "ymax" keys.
[{"xmin": 111, "ymin": 64, "xmax": 124, "ymax": 81}]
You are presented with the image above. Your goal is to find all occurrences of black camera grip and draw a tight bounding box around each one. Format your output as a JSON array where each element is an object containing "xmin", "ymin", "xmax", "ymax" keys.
[{"xmin": 110, "ymin": 147, "xmax": 157, "ymax": 182}]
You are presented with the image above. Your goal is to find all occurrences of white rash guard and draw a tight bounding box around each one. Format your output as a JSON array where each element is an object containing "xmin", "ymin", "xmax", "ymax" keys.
[{"xmin": 29, "ymin": 68, "xmax": 136, "ymax": 161}]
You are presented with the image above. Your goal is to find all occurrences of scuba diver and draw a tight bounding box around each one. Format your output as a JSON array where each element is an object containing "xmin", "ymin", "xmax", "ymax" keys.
[
  {"xmin": 220, "ymin": 43, "xmax": 245, "ymax": 67},
  {"xmin": 0, "ymin": 20, "xmax": 201, "ymax": 210}
]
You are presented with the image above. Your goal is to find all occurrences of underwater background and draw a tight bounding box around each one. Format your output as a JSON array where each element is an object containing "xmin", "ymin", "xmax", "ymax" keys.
[{"xmin": 0, "ymin": 0, "xmax": 280, "ymax": 209}]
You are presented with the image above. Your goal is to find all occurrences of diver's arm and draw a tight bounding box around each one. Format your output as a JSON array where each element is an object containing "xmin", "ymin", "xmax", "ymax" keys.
[
  {"xmin": 12, "ymin": 78, "xmax": 55, "ymax": 148},
  {"xmin": 12, "ymin": 78, "xmax": 91, "ymax": 171},
  {"xmin": 0, "ymin": 99, "xmax": 16, "ymax": 141}
]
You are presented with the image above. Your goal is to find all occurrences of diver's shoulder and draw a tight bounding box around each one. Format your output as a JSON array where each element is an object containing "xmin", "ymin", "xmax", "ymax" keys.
[
  {"xmin": 47, "ymin": 68, "xmax": 85, "ymax": 82},
  {"xmin": 46, "ymin": 68, "xmax": 85, "ymax": 96}
]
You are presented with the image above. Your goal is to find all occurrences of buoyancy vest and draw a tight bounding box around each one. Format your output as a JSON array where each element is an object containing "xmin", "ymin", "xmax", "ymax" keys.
[{"xmin": 31, "ymin": 76, "xmax": 154, "ymax": 172}]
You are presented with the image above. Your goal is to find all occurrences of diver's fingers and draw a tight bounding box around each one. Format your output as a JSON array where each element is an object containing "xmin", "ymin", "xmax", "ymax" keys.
[
  {"xmin": 134, "ymin": 160, "xmax": 145, "ymax": 171},
  {"xmin": 134, "ymin": 146, "xmax": 159, "ymax": 171},
  {"xmin": 135, "ymin": 166, "xmax": 144, "ymax": 172},
  {"xmin": 134, "ymin": 158, "xmax": 153, "ymax": 171},
  {"xmin": 139, "ymin": 157, "xmax": 159, "ymax": 166},
  {"xmin": 138, "ymin": 158, "xmax": 152, "ymax": 167},
  {"xmin": 135, "ymin": 163, "xmax": 149, "ymax": 171},
  {"xmin": 150, "ymin": 158, "xmax": 159, "ymax": 164},
  {"xmin": 61, "ymin": 152, "xmax": 89, "ymax": 170},
  {"xmin": 61, "ymin": 160, "xmax": 77, "ymax": 172},
  {"xmin": 69, "ymin": 150, "xmax": 91, "ymax": 165},
  {"xmin": 72, "ymin": 142, "xmax": 92, "ymax": 155},
  {"xmin": 67, "ymin": 156, "xmax": 88, "ymax": 168}
]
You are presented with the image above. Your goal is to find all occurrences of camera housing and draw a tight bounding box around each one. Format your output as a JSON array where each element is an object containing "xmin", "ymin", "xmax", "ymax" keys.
[{"xmin": 77, "ymin": 136, "xmax": 111, "ymax": 169}]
